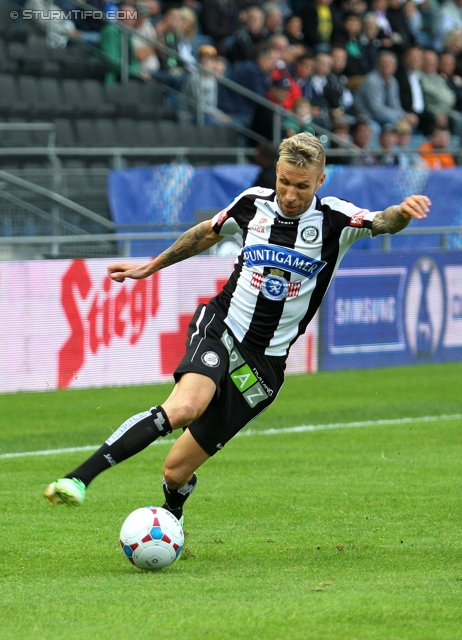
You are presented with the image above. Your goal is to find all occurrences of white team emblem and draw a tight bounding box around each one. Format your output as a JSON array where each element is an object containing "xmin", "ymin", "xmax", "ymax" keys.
[
  {"xmin": 201, "ymin": 351, "xmax": 220, "ymax": 367},
  {"xmin": 261, "ymin": 274, "xmax": 289, "ymax": 301},
  {"xmin": 301, "ymin": 226, "xmax": 319, "ymax": 243}
]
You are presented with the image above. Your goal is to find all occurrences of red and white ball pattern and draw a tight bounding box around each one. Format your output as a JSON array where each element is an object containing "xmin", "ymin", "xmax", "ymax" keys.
[{"xmin": 120, "ymin": 506, "xmax": 184, "ymax": 570}]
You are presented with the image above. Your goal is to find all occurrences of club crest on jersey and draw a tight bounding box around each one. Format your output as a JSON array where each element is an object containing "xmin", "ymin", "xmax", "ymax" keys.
[
  {"xmin": 243, "ymin": 244, "xmax": 326, "ymax": 279},
  {"xmin": 301, "ymin": 226, "xmax": 319, "ymax": 243},
  {"xmin": 350, "ymin": 209, "xmax": 368, "ymax": 227},
  {"xmin": 251, "ymin": 270, "xmax": 301, "ymax": 300}
]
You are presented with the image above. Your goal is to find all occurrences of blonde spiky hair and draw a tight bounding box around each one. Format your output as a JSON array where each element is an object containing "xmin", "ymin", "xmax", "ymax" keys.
[{"xmin": 278, "ymin": 132, "xmax": 325, "ymax": 170}]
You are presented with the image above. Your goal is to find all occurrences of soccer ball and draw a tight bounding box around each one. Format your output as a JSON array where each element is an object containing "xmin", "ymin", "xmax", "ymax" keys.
[{"xmin": 119, "ymin": 506, "xmax": 184, "ymax": 570}]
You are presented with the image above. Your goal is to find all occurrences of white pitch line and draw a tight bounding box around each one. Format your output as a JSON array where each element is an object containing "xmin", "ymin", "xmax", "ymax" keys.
[{"xmin": 1, "ymin": 413, "xmax": 461, "ymax": 461}]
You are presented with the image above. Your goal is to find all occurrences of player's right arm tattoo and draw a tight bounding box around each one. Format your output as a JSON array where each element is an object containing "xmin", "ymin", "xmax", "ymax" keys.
[
  {"xmin": 157, "ymin": 221, "xmax": 222, "ymax": 269},
  {"xmin": 371, "ymin": 206, "xmax": 411, "ymax": 236}
]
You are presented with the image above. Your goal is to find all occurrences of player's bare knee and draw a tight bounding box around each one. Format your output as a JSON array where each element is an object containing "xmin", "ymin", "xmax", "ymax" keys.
[
  {"xmin": 163, "ymin": 463, "xmax": 188, "ymax": 490},
  {"xmin": 167, "ymin": 401, "xmax": 204, "ymax": 428}
]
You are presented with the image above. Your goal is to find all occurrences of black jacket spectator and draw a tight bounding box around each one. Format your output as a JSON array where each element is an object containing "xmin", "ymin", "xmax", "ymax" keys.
[{"xmin": 200, "ymin": 0, "xmax": 240, "ymax": 56}]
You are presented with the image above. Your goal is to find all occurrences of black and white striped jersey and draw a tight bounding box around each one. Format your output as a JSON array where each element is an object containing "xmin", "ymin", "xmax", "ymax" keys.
[{"xmin": 208, "ymin": 186, "xmax": 379, "ymax": 358}]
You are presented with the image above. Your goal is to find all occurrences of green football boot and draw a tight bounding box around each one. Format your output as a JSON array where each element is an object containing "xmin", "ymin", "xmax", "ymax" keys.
[{"xmin": 44, "ymin": 478, "xmax": 86, "ymax": 507}]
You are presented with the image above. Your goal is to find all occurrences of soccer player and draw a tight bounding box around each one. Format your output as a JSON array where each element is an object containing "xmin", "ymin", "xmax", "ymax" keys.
[{"xmin": 44, "ymin": 133, "xmax": 431, "ymax": 524}]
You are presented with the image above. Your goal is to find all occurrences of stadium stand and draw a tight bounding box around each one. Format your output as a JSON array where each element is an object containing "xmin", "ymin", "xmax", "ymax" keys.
[{"xmin": 0, "ymin": 0, "xmax": 461, "ymax": 259}]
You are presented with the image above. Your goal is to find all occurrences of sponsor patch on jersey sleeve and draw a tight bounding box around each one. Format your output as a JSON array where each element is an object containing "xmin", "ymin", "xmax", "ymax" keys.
[
  {"xmin": 212, "ymin": 207, "xmax": 229, "ymax": 228},
  {"xmin": 212, "ymin": 208, "xmax": 241, "ymax": 236},
  {"xmin": 349, "ymin": 209, "xmax": 368, "ymax": 227},
  {"xmin": 349, "ymin": 209, "xmax": 377, "ymax": 229}
]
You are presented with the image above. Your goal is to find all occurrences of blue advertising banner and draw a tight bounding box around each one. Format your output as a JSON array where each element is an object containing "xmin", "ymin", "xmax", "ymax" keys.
[
  {"xmin": 321, "ymin": 251, "xmax": 462, "ymax": 370},
  {"xmin": 108, "ymin": 165, "xmax": 462, "ymax": 256},
  {"xmin": 108, "ymin": 164, "xmax": 260, "ymax": 256}
]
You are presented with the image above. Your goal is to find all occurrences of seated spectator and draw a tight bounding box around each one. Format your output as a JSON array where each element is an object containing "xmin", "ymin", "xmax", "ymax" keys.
[
  {"xmin": 100, "ymin": 4, "xmax": 146, "ymax": 84},
  {"xmin": 332, "ymin": 12, "xmax": 369, "ymax": 78},
  {"xmin": 419, "ymin": 126, "xmax": 456, "ymax": 167},
  {"xmin": 301, "ymin": 0, "xmax": 335, "ymax": 53},
  {"xmin": 284, "ymin": 15, "xmax": 308, "ymax": 48},
  {"xmin": 250, "ymin": 76, "xmax": 291, "ymax": 143},
  {"xmin": 358, "ymin": 13, "xmax": 385, "ymax": 75},
  {"xmin": 283, "ymin": 97, "xmax": 316, "ymax": 137},
  {"xmin": 290, "ymin": 52, "xmax": 331, "ymax": 128},
  {"xmin": 386, "ymin": 0, "xmax": 416, "ymax": 54},
  {"xmin": 402, "ymin": 0, "xmax": 432, "ymax": 49},
  {"xmin": 420, "ymin": 49, "xmax": 460, "ymax": 133},
  {"xmin": 371, "ymin": 0, "xmax": 395, "ymax": 45},
  {"xmin": 310, "ymin": 52, "xmax": 344, "ymax": 125},
  {"xmin": 393, "ymin": 118, "xmax": 425, "ymax": 167},
  {"xmin": 263, "ymin": 2, "xmax": 284, "ymax": 37},
  {"xmin": 355, "ymin": 51, "xmax": 410, "ymax": 131},
  {"xmin": 270, "ymin": 35, "xmax": 303, "ymax": 110},
  {"xmin": 443, "ymin": 28, "xmax": 462, "ymax": 75},
  {"xmin": 330, "ymin": 44, "xmax": 360, "ymax": 121},
  {"xmin": 439, "ymin": 51, "xmax": 462, "ymax": 112},
  {"xmin": 24, "ymin": 0, "xmax": 82, "ymax": 48},
  {"xmin": 227, "ymin": 6, "xmax": 268, "ymax": 64},
  {"xmin": 291, "ymin": 51, "xmax": 316, "ymax": 99},
  {"xmin": 132, "ymin": 3, "xmax": 161, "ymax": 75},
  {"xmin": 252, "ymin": 141, "xmax": 278, "ymax": 189},
  {"xmin": 225, "ymin": 43, "xmax": 279, "ymax": 127},
  {"xmin": 58, "ymin": 0, "xmax": 105, "ymax": 45},
  {"xmin": 330, "ymin": 117, "xmax": 353, "ymax": 165},
  {"xmin": 395, "ymin": 46, "xmax": 435, "ymax": 135},
  {"xmin": 180, "ymin": 45, "xmax": 231, "ymax": 125},
  {"xmin": 351, "ymin": 120, "xmax": 378, "ymax": 165},
  {"xmin": 178, "ymin": 6, "xmax": 201, "ymax": 71},
  {"xmin": 154, "ymin": 7, "xmax": 188, "ymax": 90},
  {"xmin": 378, "ymin": 122, "xmax": 399, "ymax": 165},
  {"xmin": 434, "ymin": 0, "xmax": 462, "ymax": 52},
  {"xmin": 200, "ymin": 0, "xmax": 240, "ymax": 56}
]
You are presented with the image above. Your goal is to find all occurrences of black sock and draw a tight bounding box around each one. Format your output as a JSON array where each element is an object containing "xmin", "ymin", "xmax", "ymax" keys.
[
  {"xmin": 162, "ymin": 473, "xmax": 198, "ymax": 521},
  {"xmin": 66, "ymin": 406, "xmax": 172, "ymax": 487}
]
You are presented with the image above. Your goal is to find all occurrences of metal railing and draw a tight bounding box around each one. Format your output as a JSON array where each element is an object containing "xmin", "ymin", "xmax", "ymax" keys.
[{"xmin": 0, "ymin": 225, "xmax": 461, "ymax": 260}]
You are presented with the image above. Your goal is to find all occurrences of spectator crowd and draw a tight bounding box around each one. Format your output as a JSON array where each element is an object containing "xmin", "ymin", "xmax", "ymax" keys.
[{"xmin": 21, "ymin": 0, "xmax": 462, "ymax": 165}]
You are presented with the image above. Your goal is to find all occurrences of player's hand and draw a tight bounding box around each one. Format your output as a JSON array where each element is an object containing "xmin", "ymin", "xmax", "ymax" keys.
[
  {"xmin": 396, "ymin": 195, "xmax": 431, "ymax": 220},
  {"xmin": 108, "ymin": 262, "xmax": 151, "ymax": 282}
]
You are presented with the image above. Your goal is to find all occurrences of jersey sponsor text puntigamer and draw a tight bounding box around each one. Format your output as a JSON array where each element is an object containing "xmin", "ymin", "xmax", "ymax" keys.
[{"xmin": 209, "ymin": 187, "xmax": 378, "ymax": 358}]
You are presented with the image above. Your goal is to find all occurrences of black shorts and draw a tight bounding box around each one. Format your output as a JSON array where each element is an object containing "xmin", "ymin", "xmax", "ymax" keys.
[{"xmin": 174, "ymin": 304, "xmax": 285, "ymax": 456}]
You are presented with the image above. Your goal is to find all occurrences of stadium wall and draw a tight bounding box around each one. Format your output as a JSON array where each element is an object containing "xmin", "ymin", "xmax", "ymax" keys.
[{"xmin": 1, "ymin": 250, "xmax": 461, "ymax": 394}]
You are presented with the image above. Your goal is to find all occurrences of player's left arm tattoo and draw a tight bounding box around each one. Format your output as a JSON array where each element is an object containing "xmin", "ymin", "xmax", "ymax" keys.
[
  {"xmin": 371, "ymin": 195, "xmax": 431, "ymax": 236},
  {"xmin": 371, "ymin": 206, "xmax": 411, "ymax": 236}
]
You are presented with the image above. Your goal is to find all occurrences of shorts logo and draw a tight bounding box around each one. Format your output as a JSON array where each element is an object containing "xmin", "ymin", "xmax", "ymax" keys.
[
  {"xmin": 350, "ymin": 210, "xmax": 368, "ymax": 227},
  {"xmin": 201, "ymin": 351, "xmax": 220, "ymax": 367},
  {"xmin": 301, "ymin": 226, "xmax": 319, "ymax": 243},
  {"xmin": 221, "ymin": 330, "xmax": 270, "ymax": 408}
]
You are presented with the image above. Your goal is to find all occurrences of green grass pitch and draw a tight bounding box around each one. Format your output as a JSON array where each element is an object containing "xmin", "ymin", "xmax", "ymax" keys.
[{"xmin": 1, "ymin": 362, "xmax": 462, "ymax": 640}]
